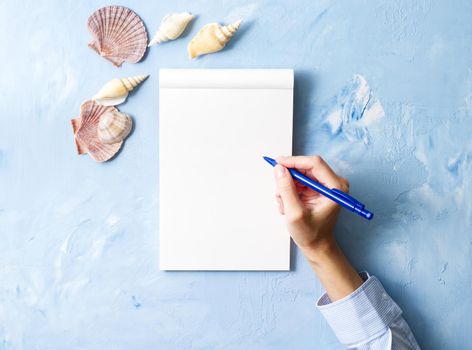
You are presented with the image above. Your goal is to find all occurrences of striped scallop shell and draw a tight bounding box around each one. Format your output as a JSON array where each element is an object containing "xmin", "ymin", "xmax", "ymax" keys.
[
  {"xmin": 87, "ymin": 6, "xmax": 148, "ymax": 67},
  {"xmin": 97, "ymin": 110, "xmax": 132, "ymax": 144},
  {"xmin": 71, "ymin": 101, "xmax": 123, "ymax": 162}
]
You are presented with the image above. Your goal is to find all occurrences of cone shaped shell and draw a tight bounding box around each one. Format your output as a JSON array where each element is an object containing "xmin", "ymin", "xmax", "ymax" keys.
[
  {"xmin": 188, "ymin": 19, "xmax": 242, "ymax": 59},
  {"xmin": 98, "ymin": 111, "xmax": 132, "ymax": 144},
  {"xmin": 148, "ymin": 12, "xmax": 195, "ymax": 47},
  {"xmin": 72, "ymin": 101, "xmax": 123, "ymax": 162},
  {"xmin": 87, "ymin": 6, "xmax": 148, "ymax": 67},
  {"xmin": 93, "ymin": 75, "xmax": 148, "ymax": 106}
]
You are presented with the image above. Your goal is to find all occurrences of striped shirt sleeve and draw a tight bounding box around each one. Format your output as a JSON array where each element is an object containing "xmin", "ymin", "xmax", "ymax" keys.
[{"xmin": 316, "ymin": 272, "xmax": 420, "ymax": 349}]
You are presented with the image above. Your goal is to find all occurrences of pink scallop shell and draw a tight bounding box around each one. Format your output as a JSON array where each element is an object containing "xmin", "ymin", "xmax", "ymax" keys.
[
  {"xmin": 71, "ymin": 100, "xmax": 123, "ymax": 162},
  {"xmin": 87, "ymin": 6, "xmax": 148, "ymax": 67}
]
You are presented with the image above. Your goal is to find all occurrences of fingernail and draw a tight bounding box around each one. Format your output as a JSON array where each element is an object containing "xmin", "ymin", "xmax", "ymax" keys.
[{"xmin": 274, "ymin": 164, "xmax": 287, "ymax": 179}]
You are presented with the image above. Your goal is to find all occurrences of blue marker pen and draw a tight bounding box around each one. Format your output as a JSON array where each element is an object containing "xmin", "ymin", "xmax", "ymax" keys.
[{"xmin": 263, "ymin": 156, "xmax": 373, "ymax": 220}]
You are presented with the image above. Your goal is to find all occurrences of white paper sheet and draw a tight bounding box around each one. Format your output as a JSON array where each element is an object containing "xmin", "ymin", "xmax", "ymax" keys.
[{"xmin": 159, "ymin": 69, "xmax": 293, "ymax": 270}]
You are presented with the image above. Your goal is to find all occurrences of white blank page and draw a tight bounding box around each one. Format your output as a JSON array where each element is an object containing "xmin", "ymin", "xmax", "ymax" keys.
[{"xmin": 159, "ymin": 69, "xmax": 293, "ymax": 270}]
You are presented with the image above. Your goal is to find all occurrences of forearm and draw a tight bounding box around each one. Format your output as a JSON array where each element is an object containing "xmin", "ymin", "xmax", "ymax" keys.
[
  {"xmin": 301, "ymin": 241, "xmax": 363, "ymax": 302},
  {"xmin": 306, "ymin": 242, "xmax": 420, "ymax": 348}
]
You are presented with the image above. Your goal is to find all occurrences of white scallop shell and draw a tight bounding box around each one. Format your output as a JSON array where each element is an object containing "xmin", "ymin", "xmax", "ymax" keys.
[
  {"xmin": 92, "ymin": 75, "xmax": 148, "ymax": 106},
  {"xmin": 148, "ymin": 12, "xmax": 195, "ymax": 47},
  {"xmin": 97, "ymin": 111, "xmax": 132, "ymax": 144},
  {"xmin": 188, "ymin": 19, "xmax": 242, "ymax": 59}
]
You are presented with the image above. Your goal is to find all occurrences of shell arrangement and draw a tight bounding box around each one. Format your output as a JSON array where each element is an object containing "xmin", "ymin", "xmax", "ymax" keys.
[
  {"xmin": 71, "ymin": 75, "xmax": 146, "ymax": 162},
  {"xmin": 74, "ymin": 7, "xmax": 244, "ymax": 162},
  {"xmin": 71, "ymin": 101, "xmax": 132, "ymax": 162},
  {"xmin": 87, "ymin": 6, "xmax": 148, "ymax": 67}
]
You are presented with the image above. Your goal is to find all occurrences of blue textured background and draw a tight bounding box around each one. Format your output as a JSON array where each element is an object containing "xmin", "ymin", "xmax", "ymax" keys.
[{"xmin": 1, "ymin": 0, "xmax": 471, "ymax": 349}]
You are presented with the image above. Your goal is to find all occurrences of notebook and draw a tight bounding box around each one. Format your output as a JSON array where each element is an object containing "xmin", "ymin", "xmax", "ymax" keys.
[{"xmin": 159, "ymin": 69, "xmax": 293, "ymax": 270}]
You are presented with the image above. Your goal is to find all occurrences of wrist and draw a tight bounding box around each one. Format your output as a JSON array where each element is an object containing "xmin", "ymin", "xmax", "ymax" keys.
[{"xmin": 300, "ymin": 238, "xmax": 340, "ymax": 267}]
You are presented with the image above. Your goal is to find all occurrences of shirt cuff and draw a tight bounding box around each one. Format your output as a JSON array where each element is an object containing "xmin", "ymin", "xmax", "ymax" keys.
[{"xmin": 316, "ymin": 272, "xmax": 403, "ymax": 348}]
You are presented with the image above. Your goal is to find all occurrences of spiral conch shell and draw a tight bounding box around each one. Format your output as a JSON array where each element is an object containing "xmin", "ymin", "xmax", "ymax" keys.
[
  {"xmin": 87, "ymin": 6, "xmax": 148, "ymax": 67},
  {"xmin": 98, "ymin": 111, "xmax": 132, "ymax": 144},
  {"xmin": 188, "ymin": 19, "xmax": 242, "ymax": 59},
  {"xmin": 148, "ymin": 12, "xmax": 195, "ymax": 47},
  {"xmin": 93, "ymin": 75, "xmax": 148, "ymax": 106}
]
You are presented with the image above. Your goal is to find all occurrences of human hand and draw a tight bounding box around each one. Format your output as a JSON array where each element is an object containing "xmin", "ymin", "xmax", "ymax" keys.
[
  {"xmin": 273, "ymin": 155, "xmax": 363, "ymax": 300},
  {"xmin": 273, "ymin": 155, "xmax": 349, "ymax": 256}
]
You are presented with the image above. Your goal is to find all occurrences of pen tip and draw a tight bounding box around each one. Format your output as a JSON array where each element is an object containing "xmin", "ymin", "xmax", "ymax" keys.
[
  {"xmin": 364, "ymin": 211, "xmax": 374, "ymax": 220},
  {"xmin": 263, "ymin": 156, "xmax": 276, "ymax": 166}
]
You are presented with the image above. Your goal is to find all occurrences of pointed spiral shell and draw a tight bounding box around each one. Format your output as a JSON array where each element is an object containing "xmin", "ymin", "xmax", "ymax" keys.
[
  {"xmin": 188, "ymin": 20, "xmax": 242, "ymax": 59},
  {"xmin": 216, "ymin": 20, "xmax": 242, "ymax": 45},
  {"xmin": 92, "ymin": 75, "xmax": 148, "ymax": 106},
  {"xmin": 148, "ymin": 12, "xmax": 195, "ymax": 47},
  {"xmin": 120, "ymin": 75, "xmax": 148, "ymax": 92}
]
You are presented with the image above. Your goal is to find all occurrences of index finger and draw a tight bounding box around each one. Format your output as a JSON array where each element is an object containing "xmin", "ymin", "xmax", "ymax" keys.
[{"xmin": 276, "ymin": 155, "xmax": 341, "ymax": 188}]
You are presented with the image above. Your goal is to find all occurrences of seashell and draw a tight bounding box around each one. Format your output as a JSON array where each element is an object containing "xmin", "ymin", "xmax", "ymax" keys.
[
  {"xmin": 97, "ymin": 110, "xmax": 132, "ymax": 144},
  {"xmin": 148, "ymin": 12, "xmax": 195, "ymax": 47},
  {"xmin": 87, "ymin": 6, "xmax": 148, "ymax": 67},
  {"xmin": 71, "ymin": 100, "xmax": 123, "ymax": 162},
  {"xmin": 92, "ymin": 75, "xmax": 148, "ymax": 106},
  {"xmin": 188, "ymin": 19, "xmax": 242, "ymax": 59},
  {"xmin": 71, "ymin": 117, "xmax": 86, "ymax": 155}
]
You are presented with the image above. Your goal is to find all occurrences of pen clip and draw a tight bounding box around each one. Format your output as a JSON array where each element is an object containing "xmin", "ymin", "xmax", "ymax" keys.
[{"xmin": 331, "ymin": 188, "xmax": 365, "ymax": 209}]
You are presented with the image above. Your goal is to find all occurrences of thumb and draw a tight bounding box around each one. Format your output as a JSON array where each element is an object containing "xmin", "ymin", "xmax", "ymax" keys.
[{"xmin": 274, "ymin": 165, "xmax": 304, "ymax": 219}]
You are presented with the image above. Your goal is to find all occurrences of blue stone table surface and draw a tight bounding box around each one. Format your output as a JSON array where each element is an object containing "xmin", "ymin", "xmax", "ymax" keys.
[{"xmin": 0, "ymin": 0, "xmax": 471, "ymax": 349}]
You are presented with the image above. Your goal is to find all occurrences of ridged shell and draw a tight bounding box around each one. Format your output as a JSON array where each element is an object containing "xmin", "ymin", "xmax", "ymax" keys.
[
  {"xmin": 87, "ymin": 6, "xmax": 148, "ymax": 67},
  {"xmin": 188, "ymin": 19, "xmax": 242, "ymax": 59},
  {"xmin": 98, "ymin": 111, "xmax": 132, "ymax": 144},
  {"xmin": 71, "ymin": 101, "xmax": 123, "ymax": 162},
  {"xmin": 148, "ymin": 12, "xmax": 195, "ymax": 47},
  {"xmin": 93, "ymin": 75, "xmax": 148, "ymax": 106}
]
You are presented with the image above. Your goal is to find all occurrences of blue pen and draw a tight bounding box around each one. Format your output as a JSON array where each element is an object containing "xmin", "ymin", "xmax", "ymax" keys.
[{"xmin": 263, "ymin": 156, "xmax": 373, "ymax": 220}]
